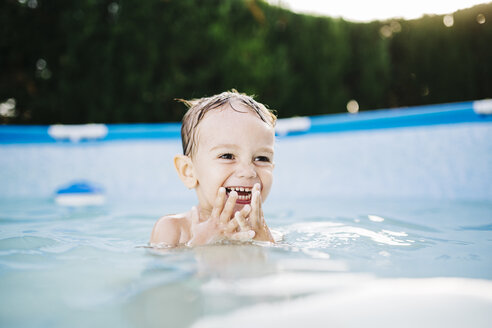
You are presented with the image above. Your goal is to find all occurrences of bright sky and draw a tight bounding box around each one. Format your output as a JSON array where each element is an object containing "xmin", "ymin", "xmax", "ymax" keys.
[{"xmin": 267, "ymin": 0, "xmax": 489, "ymax": 21}]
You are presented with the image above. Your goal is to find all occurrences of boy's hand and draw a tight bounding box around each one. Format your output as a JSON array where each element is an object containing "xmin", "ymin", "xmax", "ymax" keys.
[
  {"xmin": 231, "ymin": 205, "xmax": 256, "ymax": 241},
  {"xmin": 226, "ymin": 183, "xmax": 274, "ymax": 242},
  {"xmin": 187, "ymin": 188, "xmax": 255, "ymax": 246}
]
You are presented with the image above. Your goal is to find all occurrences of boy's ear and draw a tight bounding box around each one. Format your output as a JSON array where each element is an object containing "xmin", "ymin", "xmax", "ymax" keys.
[{"xmin": 174, "ymin": 155, "xmax": 197, "ymax": 189}]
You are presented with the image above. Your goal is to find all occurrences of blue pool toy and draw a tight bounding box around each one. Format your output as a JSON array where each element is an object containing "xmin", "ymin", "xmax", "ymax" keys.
[{"xmin": 55, "ymin": 181, "xmax": 105, "ymax": 206}]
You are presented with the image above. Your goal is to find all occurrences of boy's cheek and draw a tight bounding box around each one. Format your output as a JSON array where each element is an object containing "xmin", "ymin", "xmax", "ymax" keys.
[
  {"xmin": 261, "ymin": 182, "xmax": 273, "ymax": 200},
  {"xmin": 262, "ymin": 175, "xmax": 274, "ymax": 200}
]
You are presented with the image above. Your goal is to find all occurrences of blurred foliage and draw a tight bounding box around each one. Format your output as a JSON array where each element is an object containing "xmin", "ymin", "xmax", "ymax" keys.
[{"xmin": 1, "ymin": 0, "xmax": 491, "ymax": 124}]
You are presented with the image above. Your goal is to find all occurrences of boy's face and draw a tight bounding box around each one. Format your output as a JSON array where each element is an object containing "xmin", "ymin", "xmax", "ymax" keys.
[{"xmin": 191, "ymin": 102, "xmax": 275, "ymax": 215}]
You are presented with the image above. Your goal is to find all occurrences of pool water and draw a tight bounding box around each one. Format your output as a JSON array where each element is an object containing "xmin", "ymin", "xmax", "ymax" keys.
[
  {"xmin": 0, "ymin": 196, "xmax": 491, "ymax": 328},
  {"xmin": 1, "ymin": 111, "xmax": 492, "ymax": 327}
]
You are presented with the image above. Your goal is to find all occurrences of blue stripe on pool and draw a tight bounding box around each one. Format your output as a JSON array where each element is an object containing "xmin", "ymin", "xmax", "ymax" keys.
[
  {"xmin": 104, "ymin": 123, "xmax": 181, "ymax": 141},
  {"xmin": 1, "ymin": 100, "xmax": 491, "ymax": 143},
  {"xmin": 307, "ymin": 101, "xmax": 491, "ymax": 135}
]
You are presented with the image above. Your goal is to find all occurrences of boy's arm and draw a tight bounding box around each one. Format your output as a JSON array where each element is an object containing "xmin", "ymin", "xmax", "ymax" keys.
[{"xmin": 149, "ymin": 216, "xmax": 184, "ymax": 247}]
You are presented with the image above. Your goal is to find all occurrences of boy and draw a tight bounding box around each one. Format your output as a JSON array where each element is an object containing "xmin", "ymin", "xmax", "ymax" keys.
[{"xmin": 150, "ymin": 91, "xmax": 276, "ymax": 247}]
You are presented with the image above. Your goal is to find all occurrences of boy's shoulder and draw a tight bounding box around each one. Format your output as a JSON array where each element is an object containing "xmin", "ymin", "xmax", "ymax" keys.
[{"xmin": 149, "ymin": 212, "xmax": 191, "ymax": 246}]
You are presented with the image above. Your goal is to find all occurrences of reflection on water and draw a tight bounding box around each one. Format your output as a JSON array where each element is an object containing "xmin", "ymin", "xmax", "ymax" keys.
[
  {"xmin": 193, "ymin": 275, "xmax": 492, "ymax": 328},
  {"xmin": 280, "ymin": 220, "xmax": 414, "ymax": 246},
  {"xmin": 0, "ymin": 198, "xmax": 491, "ymax": 327},
  {"xmin": 148, "ymin": 243, "xmax": 275, "ymax": 279},
  {"xmin": 459, "ymin": 223, "xmax": 492, "ymax": 231}
]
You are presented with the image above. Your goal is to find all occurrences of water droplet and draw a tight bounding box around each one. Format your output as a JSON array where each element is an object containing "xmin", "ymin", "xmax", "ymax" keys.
[
  {"xmin": 108, "ymin": 2, "xmax": 119, "ymax": 15},
  {"xmin": 0, "ymin": 98, "xmax": 17, "ymax": 118},
  {"xmin": 346, "ymin": 100, "xmax": 359, "ymax": 114},
  {"xmin": 477, "ymin": 13, "xmax": 486, "ymax": 25},
  {"xmin": 27, "ymin": 0, "xmax": 38, "ymax": 9},
  {"xmin": 390, "ymin": 21, "xmax": 401, "ymax": 33},
  {"xmin": 40, "ymin": 69, "xmax": 52, "ymax": 80},
  {"xmin": 443, "ymin": 15, "xmax": 454, "ymax": 27},
  {"xmin": 379, "ymin": 25, "xmax": 392, "ymax": 38},
  {"xmin": 36, "ymin": 58, "xmax": 47, "ymax": 70}
]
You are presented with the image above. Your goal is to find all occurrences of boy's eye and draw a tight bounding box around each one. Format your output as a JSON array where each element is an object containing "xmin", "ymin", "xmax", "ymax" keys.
[
  {"xmin": 255, "ymin": 156, "xmax": 271, "ymax": 162},
  {"xmin": 219, "ymin": 153, "xmax": 234, "ymax": 160}
]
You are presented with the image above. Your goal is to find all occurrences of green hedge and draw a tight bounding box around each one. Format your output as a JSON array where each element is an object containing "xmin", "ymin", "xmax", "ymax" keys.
[{"xmin": 1, "ymin": 0, "xmax": 491, "ymax": 124}]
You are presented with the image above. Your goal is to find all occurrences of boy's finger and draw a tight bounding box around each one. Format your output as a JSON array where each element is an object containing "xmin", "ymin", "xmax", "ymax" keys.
[
  {"xmin": 240, "ymin": 204, "xmax": 251, "ymax": 218},
  {"xmin": 211, "ymin": 187, "xmax": 226, "ymax": 220},
  {"xmin": 220, "ymin": 190, "xmax": 237, "ymax": 224},
  {"xmin": 250, "ymin": 187, "xmax": 261, "ymax": 228},
  {"xmin": 226, "ymin": 217, "xmax": 239, "ymax": 233},
  {"xmin": 231, "ymin": 230, "xmax": 255, "ymax": 241},
  {"xmin": 253, "ymin": 183, "xmax": 261, "ymax": 208},
  {"xmin": 255, "ymin": 183, "xmax": 262, "ymax": 207},
  {"xmin": 235, "ymin": 210, "xmax": 249, "ymax": 231}
]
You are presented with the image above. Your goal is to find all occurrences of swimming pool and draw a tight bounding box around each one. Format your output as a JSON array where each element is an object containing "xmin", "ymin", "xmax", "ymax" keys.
[{"xmin": 1, "ymin": 100, "xmax": 492, "ymax": 327}]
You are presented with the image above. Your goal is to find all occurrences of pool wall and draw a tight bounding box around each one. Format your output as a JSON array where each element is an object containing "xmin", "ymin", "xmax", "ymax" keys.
[{"xmin": 1, "ymin": 100, "xmax": 491, "ymax": 201}]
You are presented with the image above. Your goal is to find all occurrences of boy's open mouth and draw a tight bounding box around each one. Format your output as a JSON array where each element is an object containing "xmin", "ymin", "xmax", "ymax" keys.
[{"xmin": 225, "ymin": 186, "xmax": 252, "ymax": 203}]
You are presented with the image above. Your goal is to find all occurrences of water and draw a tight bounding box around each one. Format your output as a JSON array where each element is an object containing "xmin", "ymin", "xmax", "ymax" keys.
[
  {"xmin": 1, "ymin": 120, "xmax": 492, "ymax": 327},
  {"xmin": 1, "ymin": 197, "xmax": 491, "ymax": 328}
]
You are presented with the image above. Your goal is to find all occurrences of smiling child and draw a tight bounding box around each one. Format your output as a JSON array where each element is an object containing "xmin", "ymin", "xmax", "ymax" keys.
[{"xmin": 149, "ymin": 90, "xmax": 276, "ymax": 247}]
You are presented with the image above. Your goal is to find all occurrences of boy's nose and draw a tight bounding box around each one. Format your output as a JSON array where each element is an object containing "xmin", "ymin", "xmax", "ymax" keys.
[{"xmin": 236, "ymin": 161, "xmax": 257, "ymax": 178}]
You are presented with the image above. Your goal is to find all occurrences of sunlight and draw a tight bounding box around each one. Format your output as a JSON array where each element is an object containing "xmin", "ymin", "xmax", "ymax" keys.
[{"xmin": 267, "ymin": 0, "xmax": 489, "ymax": 22}]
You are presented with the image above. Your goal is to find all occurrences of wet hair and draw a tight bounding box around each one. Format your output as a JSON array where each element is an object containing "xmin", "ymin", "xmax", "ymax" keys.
[{"xmin": 178, "ymin": 90, "xmax": 277, "ymax": 157}]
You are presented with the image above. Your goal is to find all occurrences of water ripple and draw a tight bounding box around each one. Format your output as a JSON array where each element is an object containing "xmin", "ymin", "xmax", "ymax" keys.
[
  {"xmin": 280, "ymin": 221, "xmax": 414, "ymax": 247},
  {"xmin": 0, "ymin": 236, "xmax": 58, "ymax": 251}
]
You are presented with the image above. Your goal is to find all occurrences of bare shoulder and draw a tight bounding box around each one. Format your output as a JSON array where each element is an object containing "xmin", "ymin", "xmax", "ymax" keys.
[{"xmin": 149, "ymin": 212, "xmax": 191, "ymax": 247}]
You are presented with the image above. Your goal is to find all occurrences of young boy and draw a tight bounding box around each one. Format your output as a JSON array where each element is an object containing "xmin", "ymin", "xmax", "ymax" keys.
[{"xmin": 149, "ymin": 91, "xmax": 276, "ymax": 247}]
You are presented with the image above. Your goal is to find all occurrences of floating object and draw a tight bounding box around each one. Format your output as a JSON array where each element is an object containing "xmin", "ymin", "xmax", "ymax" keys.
[
  {"xmin": 48, "ymin": 124, "xmax": 108, "ymax": 142},
  {"xmin": 473, "ymin": 99, "xmax": 492, "ymax": 115},
  {"xmin": 275, "ymin": 116, "xmax": 311, "ymax": 136},
  {"xmin": 55, "ymin": 181, "xmax": 105, "ymax": 206}
]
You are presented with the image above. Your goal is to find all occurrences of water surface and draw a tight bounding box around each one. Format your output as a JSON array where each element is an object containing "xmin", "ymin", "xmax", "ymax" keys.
[{"xmin": 1, "ymin": 197, "xmax": 491, "ymax": 328}]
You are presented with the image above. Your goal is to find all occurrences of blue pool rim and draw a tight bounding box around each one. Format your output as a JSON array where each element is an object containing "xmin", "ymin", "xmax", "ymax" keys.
[{"xmin": 1, "ymin": 99, "xmax": 491, "ymax": 144}]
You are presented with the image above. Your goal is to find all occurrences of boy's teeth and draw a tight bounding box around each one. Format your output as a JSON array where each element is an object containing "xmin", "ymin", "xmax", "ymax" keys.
[
  {"xmin": 226, "ymin": 186, "xmax": 254, "ymax": 201},
  {"xmin": 227, "ymin": 187, "xmax": 252, "ymax": 192}
]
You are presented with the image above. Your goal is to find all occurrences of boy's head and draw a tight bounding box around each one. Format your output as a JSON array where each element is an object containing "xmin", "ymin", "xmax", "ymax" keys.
[
  {"xmin": 179, "ymin": 90, "xmax": 276, "ymax": 157},
  {"xmin": 174, "ymin": 90, "xmax": 277, "ymax": 215}
]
